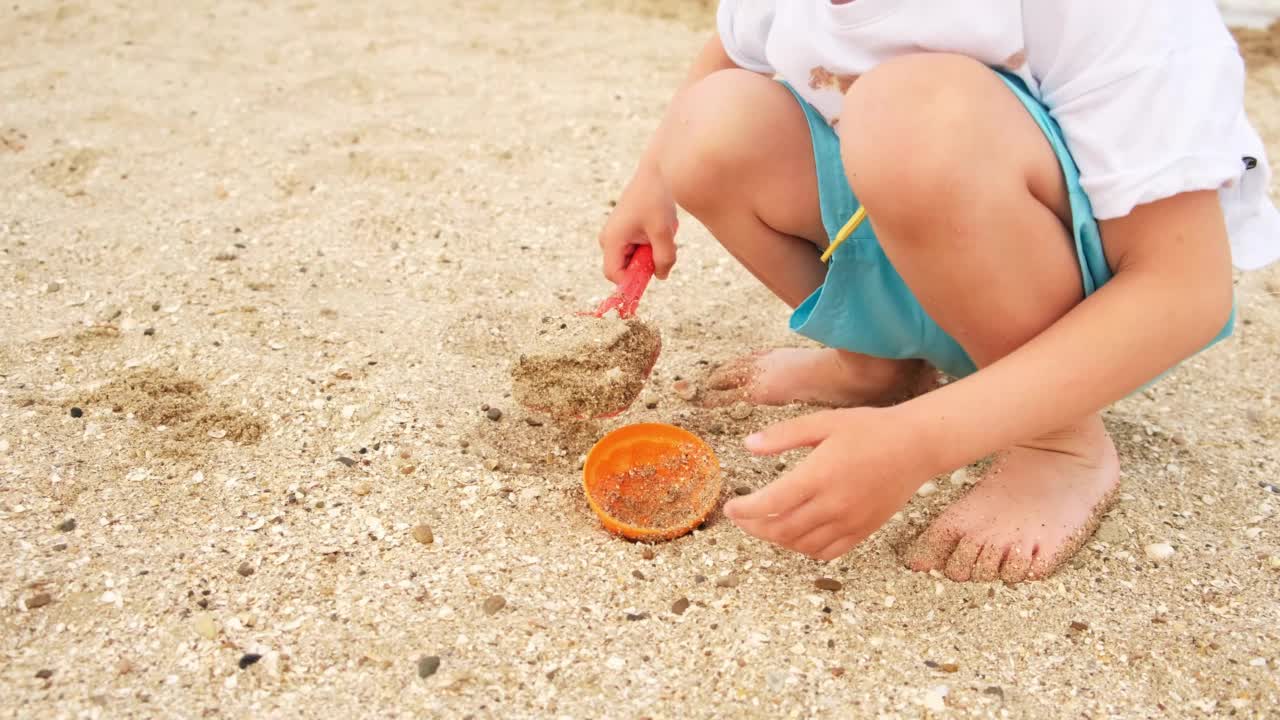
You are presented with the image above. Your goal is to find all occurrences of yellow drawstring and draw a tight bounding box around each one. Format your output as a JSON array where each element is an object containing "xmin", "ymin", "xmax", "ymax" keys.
[{"xmin": 820, "ymin": 205, "xmax": 866, "ymax": 263}]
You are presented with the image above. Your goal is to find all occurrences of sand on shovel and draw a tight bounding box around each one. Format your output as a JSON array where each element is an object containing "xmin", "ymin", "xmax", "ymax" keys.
[{"xmin": 512, "ymin": 314, "xmax": 661, "ymax": 419}]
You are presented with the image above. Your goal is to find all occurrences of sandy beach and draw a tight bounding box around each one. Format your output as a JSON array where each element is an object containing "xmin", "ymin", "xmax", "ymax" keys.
[{"xmin": 2, "ymin": 2, "xmax": 1279, "ymax": 717}]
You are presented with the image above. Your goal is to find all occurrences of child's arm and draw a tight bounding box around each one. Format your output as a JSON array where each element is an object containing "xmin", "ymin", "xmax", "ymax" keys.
[
  {"xmin": 907, "ymin": 189, "xmax": 1232, "ymax": 469},
  {"xmin": 598, "ymin": 35, "xmax": 743, "ymax": 283},
  {"xmin": 724, "ymin": 189, "xmax": 1233, "ymax": 558}
]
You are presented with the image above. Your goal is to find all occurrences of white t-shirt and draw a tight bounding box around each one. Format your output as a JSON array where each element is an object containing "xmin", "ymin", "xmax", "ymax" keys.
[{"xmin": 718, "ymin": 0, "xmax": 1280, "ymax": 270}]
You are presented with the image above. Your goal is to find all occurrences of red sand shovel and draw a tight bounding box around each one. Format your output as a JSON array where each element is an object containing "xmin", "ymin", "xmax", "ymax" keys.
[
  {"xmin": 514, "ymin": 245, "xmax": 664, "ymax": 421},
  {"xmin": 586, "ymin": 244, "xmax": 656, "ymax": 320},
  {"xmin": 572, "ymin": 244, "xmax": 662, "ymax": 418}
]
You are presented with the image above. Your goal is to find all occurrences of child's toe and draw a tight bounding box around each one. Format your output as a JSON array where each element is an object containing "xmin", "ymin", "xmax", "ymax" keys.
[
  {"xmin": 1025, "ymin": 544, "xmax": 1060, "ymax": 581},
  {"xmin": 900, "ymin": 522, "xmax": 963, "ymax": 572},
  {"xmin": 999, "ymin": 542, "xmax": 1034, "ymax": 583},
  {"xmin": 971, "ymin": 541, "xmax": 1007, "ymax": 582},
  {"xmin": 943, "ymin": 536, "xmax": 984, "ymax": 582}
]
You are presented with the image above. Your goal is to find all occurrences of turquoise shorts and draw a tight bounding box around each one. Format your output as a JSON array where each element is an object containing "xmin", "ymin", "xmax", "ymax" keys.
[{"xmin": 785, "ymin": 70, "xmax": 1234, "ymax": 379}]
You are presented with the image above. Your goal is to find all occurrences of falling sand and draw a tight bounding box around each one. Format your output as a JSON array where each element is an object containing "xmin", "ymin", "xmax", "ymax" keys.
[{"xmin": 511, "ymin": 315, "xmax": 661, "ymax": 419}]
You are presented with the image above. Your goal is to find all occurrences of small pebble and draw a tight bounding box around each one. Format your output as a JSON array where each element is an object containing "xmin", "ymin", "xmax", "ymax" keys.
[
  {"xmin": 984, "ymin": 686, "xmax": 1004, "ymax": 699},
  {"xmin": 916, "ymin": 481, "xmax": 938, "ymax": 497},
  {"xmin": 632, "ymin": 570, "xmax": 646, "ymax": 580},
  {"xmin": 671, "ymin": 597, "xmax": 690, "ymax": 615},
  {"xmin": 733, "ymin": 486, "xmax": 752, "ymax": 496},
  {"xmin": 238, "ymin": 653, "xmax": 262, "ymax": 670},
  {"xmin": 524, "ymin": 416, "xmax": 544, "ymax": 427},
  {"xmin": 814, "ymin": 578, "xmax": 842, "ymax": 592},
  {"xmin": 1069, "ymin": 620, "xmax": 1089, "ymax": 633},
  {"xmin": 52, "ymin": 543, "xmax": 67, "ymax": 552},
  {"xmin": 1266, "ymin": 554, "xmax": 1280, "ymax": 570},
  {"xmin": 774, "ymin": 460, "xmax": 787, "ymax": 472},
  {"xmin": 115, "ymin": 659, "xmax": 134, "ymax": 675},
  {"xmin": 352, "ymin": 481, "xmax": 372, "ymax": 496},
  {"xmin": 938, "ymin": 662, "xmax": 960, "ymax": 673},
  {"xmin": 26, "ymin": 592, "xmax": 52, "ymax": 609},
  {"xmin": 640, "ymin": 390, "xmax": 659, "ymax": 409},
  {"xmin": 417, "ymin": 655, "xmax": 441, "ymax": 679},
  {"xmin": 482, "ymin": 458, "xmax": 500, "ymax": 471},
  {"xmin": 673, "ymin": 380, "xmax": 697, "ymax": 401},
  {"xmin": 336, "ymin": 456, "xmax": 357, "ymax": 467},
  {"xmin": 44, "ymin": 281, "xmax": 61, "ymax": 293},
  {"xmin": 237, "ymin": 561, "xmax": 254, "ymax": 577},
  {"xmin": 715, "ymin": 574, "xmax": 740, "ymax": 588},
  {"xmin": 485, "ymin": 407, "xmax": 503, "ymax": 421},
  {"xmin": 35, "ymin": 669, "xmax": 53, "ymax": 680},
  {"xmin": 412, "ymin": 525, "xmax": 434, "ymax": 545},
  {"xmin": 625, "ymin": 612, "xmax": 649, "ymax": 621},
  {"xmin": 641, "ymin": 547, "xmax": 655, "ymax": 560},
  {"xmin": 400, "ymin": 465, "xmax": 416, "ymax": 475},
  {"xmin": 728, "ymin": 402, "xmax": 752, "ymax": 420},
  {"xmin": 193, "ymin": 613, "xmax": 218, "ymax": 640},
  {"xmin": 56, "ymin": 518, "xmax": 76, "ymax": 532},
  {"xmin": 482, "ymin": 595, "xmax": 506, "ymax": 615},
  {"xmin": 831, "ymin": 667, "xmax": 846, "ymax": 678},
  {"xmin": 694, "ymin": 574, "xmax": 706, "ymax": 584},
  {"xmin": 69, "ymin": 407, "xmax": 83, "ymax": 418},
  {"xmin": 142, "ymin": 327, "xmax": 155, "ymax": 336},
  {"xmin": 949, "ymin": 468, "xmax": 970, "ymax": 485},
  {"xmin": 1144, "ymin": 542, "xmax": 1176, "ymax": 561},
  {"xmin": 921, "ymin": 686, "xmax": 948, "ymax": 712}
]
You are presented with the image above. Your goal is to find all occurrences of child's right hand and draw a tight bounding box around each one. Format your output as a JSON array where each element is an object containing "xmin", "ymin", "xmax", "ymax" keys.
[{"xmin": 598, "ymin": 168, "xmax": 679, "ymax": 283}]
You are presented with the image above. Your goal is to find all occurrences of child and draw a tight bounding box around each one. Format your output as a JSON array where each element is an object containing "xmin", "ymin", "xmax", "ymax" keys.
[{"xmin": 597, "ymin": 0, "xmax": 1280, "ymax": 582}]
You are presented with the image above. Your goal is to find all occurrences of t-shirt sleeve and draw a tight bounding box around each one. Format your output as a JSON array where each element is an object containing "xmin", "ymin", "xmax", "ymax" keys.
[
  {"xmin": 1024, "ymin": 1, "xmax": 1250, "ymax": 220},
  {"xmin": 716, "ymin": 0, "xmax": 776, "ymax": 74}
]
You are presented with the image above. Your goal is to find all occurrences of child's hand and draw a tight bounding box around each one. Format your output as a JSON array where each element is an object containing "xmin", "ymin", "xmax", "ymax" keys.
[
  {"xmin": 598, "ymin": 169, "xmax": 679, "ymax": 283},
  {"xmin": 723, "ymin": 407, "xmax": 932, "ymax": 560}
]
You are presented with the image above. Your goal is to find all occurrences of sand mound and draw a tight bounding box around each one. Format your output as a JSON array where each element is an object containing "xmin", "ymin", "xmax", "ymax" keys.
[{"xmin": 511, "ymin": 315, "xmax": 661, "ymax": 419}]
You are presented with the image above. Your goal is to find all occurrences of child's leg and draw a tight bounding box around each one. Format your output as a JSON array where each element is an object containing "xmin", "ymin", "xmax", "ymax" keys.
[
  {"xmin": 837, "ymin": 54, "xmax": 1119, "ymax": 582},
  {"xmin": 657, "ymin": 69, "xmax": 932, "ymax": 407}
]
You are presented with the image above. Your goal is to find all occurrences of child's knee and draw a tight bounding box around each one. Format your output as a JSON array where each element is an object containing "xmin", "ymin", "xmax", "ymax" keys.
[
  {"xmin": 661, "ymin": 69, "xmax": 791, "ymax": 211},
  {"xmin": 838, "ymin": 54, "xmax": 994, "ymax": 226}
]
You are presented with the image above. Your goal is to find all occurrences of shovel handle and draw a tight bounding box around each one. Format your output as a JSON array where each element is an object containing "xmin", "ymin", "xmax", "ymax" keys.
[{"xmin": 592, "ymin": 244, "xmax": 655, "ymax": 319}]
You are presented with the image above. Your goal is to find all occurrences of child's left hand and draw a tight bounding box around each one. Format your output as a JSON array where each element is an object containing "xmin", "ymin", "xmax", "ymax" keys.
[{"xmin": 723, "ymin": 407, "xmax": 933, "ymax": 560}]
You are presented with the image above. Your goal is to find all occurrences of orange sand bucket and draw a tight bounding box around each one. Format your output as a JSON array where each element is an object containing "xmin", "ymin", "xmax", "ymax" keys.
[{"xmin": 582, "ymin": 423, "xmax": 722, "ymax": 542}]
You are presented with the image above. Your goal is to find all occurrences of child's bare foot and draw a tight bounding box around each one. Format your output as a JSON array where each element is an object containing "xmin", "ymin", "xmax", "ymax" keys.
[
  {"xmin": 901, "ymin": 415, "xmax": 1119, "ymax": 583},
  {"xmin": 700, "ymin": 348, "xmax": 936, "ymax": 407}
]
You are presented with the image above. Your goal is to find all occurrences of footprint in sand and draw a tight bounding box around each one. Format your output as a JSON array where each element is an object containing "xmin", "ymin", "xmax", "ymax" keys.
[
  {"xmin": 75, "ymin": 368, "xmax": 266, "ymax": 458},
  {"xmin": 1, "ymin": 127, "xmax": 29, "ymax": 153},
  {"xmin": 32, "ymin": 147, "xmax": 102, "ymax": 196}
]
